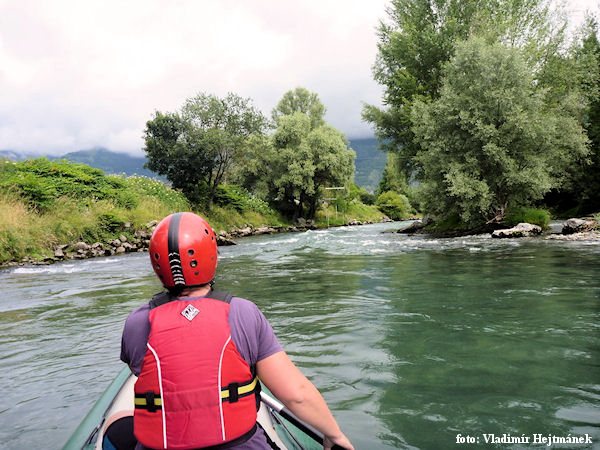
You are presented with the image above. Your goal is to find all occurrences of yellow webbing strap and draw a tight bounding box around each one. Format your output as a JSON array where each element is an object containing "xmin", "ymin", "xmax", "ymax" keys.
[
  {"xmin": 134, "ymin": 397, "xmax": 162, "ymax": 407},
  {"xmin": 221, "ymin": 377, "xmax": 258, "ymax": 401}
]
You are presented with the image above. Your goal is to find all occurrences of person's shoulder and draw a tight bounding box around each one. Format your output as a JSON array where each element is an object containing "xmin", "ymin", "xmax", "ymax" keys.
[
  {"xmin": 124, "ymin": 302, "xmax": 150, "ymax": 328},
  {"xmin": 230, "ymin": 296, "xmax": 259, "ymax": 311},
  {"xmin": 229, "ymin": 296, "xmax": 264, "ymax": 324}
]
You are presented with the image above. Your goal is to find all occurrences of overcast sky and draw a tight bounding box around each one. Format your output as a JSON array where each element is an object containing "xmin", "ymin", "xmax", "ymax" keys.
[{"xmin": 1, "ymin": 0, "xmax": 598, "ymax": 156}]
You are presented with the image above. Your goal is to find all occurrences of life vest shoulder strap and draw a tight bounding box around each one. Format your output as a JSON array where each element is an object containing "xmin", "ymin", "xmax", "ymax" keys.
[
  {"xmin": 206, "ymin": 290, "xmax": 233, "ymax": 304},
  {"xmin": 149, "ymin": 291, "xmax": 172, "ymax": 309}
]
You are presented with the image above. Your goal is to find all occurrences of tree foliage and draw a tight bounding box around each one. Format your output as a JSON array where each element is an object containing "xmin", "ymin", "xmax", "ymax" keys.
[
  {"xmin": 143, "ymin": 93, "xmax": 268, "ymax": 206},
  {"xmin": 377, "ymin": 152, "xmax": 407, "ymax": 196},
  {"xmin": 376, "ymin": 190, "xmax": 411, "ymax": 220},
  {"xmin": 272, "ymin": 87, "xmax": 326, "ymax": 130},
  {"xmin": 543, "ymin": 17, "xmax": 600, "ymax": 214},
  {"xmin": 363, "ymin": 0, "xmax": 563, "ymax": 173},
  {"xmin": 410, "ymin": 37, "xmax": 588, "ymax": 224},
  {"xmin": 240, "ymin": 92, "xmax": 354, "ymax": 219}
]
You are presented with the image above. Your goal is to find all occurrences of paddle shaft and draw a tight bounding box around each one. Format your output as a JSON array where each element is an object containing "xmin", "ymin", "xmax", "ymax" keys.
[{"xmin": 260, "ymin": 392, "xmax": 346, "ymax": 450}]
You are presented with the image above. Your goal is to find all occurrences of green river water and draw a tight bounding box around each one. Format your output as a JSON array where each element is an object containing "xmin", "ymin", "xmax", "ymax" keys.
[{"xmin": 0, "ymin": 222, "xmax": 598, "ymax": 449}]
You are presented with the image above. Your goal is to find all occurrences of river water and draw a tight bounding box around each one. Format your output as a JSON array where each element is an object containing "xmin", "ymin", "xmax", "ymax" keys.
[{"xmin": 0, "ymin": 222, "xmax": 599, "ymax": 449}]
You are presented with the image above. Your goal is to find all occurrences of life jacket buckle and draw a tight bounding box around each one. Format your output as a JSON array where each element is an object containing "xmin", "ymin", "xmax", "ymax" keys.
[
  {"xmin": 145, "ymin": 391, "xmax": 157, "ymax": 413},
  {"xmin": 228, "ymin": 382, "xmax": 240, "ymax": 403}
]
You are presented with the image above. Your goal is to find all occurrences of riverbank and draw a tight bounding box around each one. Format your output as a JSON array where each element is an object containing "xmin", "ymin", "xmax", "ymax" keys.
[
  {"xmin": 0, "ymin": 213, "xmax": 392, "ymax": 269},
  {"xmin": 397, "ymin": 215, "xmax": 600, "ymax": 241}
]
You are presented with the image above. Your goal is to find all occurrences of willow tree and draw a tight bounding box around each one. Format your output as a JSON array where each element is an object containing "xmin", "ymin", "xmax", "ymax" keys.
[
  {"xmin": 363, "ymin": 0, "xmax": 564, "ymax": 173},
  {"xmin": 239, "ymin": 111, "xmax": 354, "ymax": 220},
  {"xmin": 411, "ymin": 37, "xmax": 588, "ymax": 224}
]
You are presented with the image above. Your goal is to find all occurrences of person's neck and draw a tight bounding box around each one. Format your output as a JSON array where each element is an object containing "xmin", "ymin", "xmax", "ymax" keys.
[{"xmin": 179, "ymin": 285, "xmax": 211, "ymax": 298}]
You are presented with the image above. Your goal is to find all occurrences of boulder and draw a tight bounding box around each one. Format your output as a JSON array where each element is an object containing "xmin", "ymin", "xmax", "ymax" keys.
[
  {"xmin": 492, "ymin": 223, "xmax": 542, "ymax": 238},
  {"xmin": 239, "ymin": 227, "xmax": 253, "ymax": 236},
  {"xmin": 146, "ymin": 220, "xmax": 158, "ymax": 229},
  {"xmin": 562, "ymin": 218, "xmax": 598, "ymax": 234},
  {"xmin": 119, "ymin": 235, "xmax": 128, "ymax": 243},
  {"xmin": 254, "ymin": 226, "xmax": 272, "ymax": 235},
  {"xmin": 217, "ymin": 236, "xmax": 237, "ymax": 246},
  {"xmin": 397, "ymin": 217, "xmax": 433, "ymax": 234},
  {"xmin": 296, "ymin": 217, "xmax": 307, "ymax": 227},
  {"xmin": 54, "ymin": 248, "xmax": 65, "ymax": 258},
  {"xmin": 115, "ymin": 246, "xmax": 126, "ymax": 254},
  {"xmin": 348, "ymin": 219, "xmax": 362, "ymax": 226},
  {"xmin": 135, "ymin": 229, "xmax": 151, "ymax": 239},
  {"xmin": 73, "ymin": 242, "xmax": 90, "ymax": 251}
]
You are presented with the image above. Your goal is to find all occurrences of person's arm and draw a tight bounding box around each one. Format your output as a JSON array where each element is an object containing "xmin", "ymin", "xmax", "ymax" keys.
[{"xmin": 257, "ymin": 350, "xmax": 354, "ymax": 450}]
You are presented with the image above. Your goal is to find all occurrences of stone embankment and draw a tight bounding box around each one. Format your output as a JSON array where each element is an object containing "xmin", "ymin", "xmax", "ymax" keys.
[{"xmin": 7, "ymin": 216, "xmax": 391, "ymax": 267}]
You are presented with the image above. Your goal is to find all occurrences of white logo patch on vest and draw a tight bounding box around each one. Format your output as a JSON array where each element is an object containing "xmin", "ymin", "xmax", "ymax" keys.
[{"xmin": 181, "ymin": 304, "xmax": 200, "ymax": 321}]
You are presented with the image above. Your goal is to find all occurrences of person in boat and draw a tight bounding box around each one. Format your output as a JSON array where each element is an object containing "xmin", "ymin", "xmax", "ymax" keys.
[{"xmin": 120, "ymin": 212, "xmax": 354, "ymax": 450}]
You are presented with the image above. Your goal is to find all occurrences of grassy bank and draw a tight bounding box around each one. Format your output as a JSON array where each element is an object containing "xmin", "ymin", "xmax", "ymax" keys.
[
  {"xmin": 314, "ymin": 201, "xmax": 387, "ymax": 227},
  {"xmin": 0, "ymin": 158, "xmax": 190, "ymax": 263},
  {"xmin": 0, "ymin": 158, "xmax": 387, "ymax": 265}
]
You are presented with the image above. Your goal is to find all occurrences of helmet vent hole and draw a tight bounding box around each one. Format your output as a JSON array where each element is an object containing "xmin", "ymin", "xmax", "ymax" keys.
[
  {"xmin": 194, "ymin": 271, "xmax": 199, "ymax": 276},
  {"xmin": 154, "ymin": 253, "xmax": 160, "ymax": 260},
  {"xmin": 204, "ymin": 229, "xmax": 209, "ymax": 235},
  {"xmin": 190, "ymin": 260, "xmax": 198, "ymax": 268},
  {"xmin": 156, "ymin": 264, "xmax": 161, "ymax": 269},
  {"xmin": 188, "ymin": 249, "xmax": 194, "ymax": 256}
]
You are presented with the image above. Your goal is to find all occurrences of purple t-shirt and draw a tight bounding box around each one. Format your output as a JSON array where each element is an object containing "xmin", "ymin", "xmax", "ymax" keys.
[{"xmin": 120, "ymin": 294, "xmax": 283, "ymax": 450}]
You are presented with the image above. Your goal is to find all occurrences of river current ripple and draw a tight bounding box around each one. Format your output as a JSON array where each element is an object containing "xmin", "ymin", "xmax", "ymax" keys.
[{"xmin": 0, "ymin": 222, "xmax": 599, "ymax": 449}]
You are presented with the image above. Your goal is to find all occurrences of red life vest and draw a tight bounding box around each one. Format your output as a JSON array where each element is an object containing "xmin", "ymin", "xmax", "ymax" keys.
[{"xmin": 133, "ymin": 291, "xmax": 259, "ymax": 449}]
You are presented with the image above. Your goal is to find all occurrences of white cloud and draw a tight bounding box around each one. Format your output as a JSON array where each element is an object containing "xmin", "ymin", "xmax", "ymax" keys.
[
  {"xmin": 0, "ymin": 0, "xmax": 389, "ymax": 155},
  {"xmin": 2, "ymin": 0, "xmax": 596, "ymax": 156}
]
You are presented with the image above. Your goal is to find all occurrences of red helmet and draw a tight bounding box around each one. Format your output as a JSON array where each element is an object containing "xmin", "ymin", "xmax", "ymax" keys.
[{"xmin": 149, "ymin": 212, "xmax": 218, "ymax": 288}]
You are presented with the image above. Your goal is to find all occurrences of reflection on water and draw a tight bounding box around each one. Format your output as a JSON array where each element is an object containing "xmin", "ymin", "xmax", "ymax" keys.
[{"xmin": 0, "ymin": 223, "xmax": 599, "ymax": 449}]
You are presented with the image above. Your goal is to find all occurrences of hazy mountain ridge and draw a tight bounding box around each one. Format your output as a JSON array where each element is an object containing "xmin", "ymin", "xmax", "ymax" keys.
[
  {"xmin": 56, "ymin": 148, "xmax": 158, "ymax": 178},
  {"xmin": 350, "ymin": 137, "xmax": 386, "ymax": 193},
  {"xmin": 1, "ymin": 139, "xmax": 386, "ymax": 190}
]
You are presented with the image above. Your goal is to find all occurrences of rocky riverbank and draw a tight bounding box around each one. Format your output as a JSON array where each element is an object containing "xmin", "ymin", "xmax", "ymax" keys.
[
  {"xmin": 1, "ymin": 216, "xmax": 391, "ymax": 268},
  {"xmin": 397, "ymin": 216, "xmax": 599, "ymax": 241}
]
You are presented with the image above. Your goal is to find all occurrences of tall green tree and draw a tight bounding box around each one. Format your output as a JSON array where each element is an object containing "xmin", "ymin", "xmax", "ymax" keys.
[
  {"xmin": 411, "ymin": 37, "xmax": 588, "ymax": 224},
  {"xmin": 543, "ymin": 17, "xmax": 600, "ymax": 213},
  {"xmin": 240, "ymin": 96, "xmax": 354, "ymax": 219},
  {"xmin": 363, "ymin": 0, "xmax": 563, "ymax": 173},
  {"xmin": 144, "ymin": 93, "xmax": 268, "ymax": 206},
  {"xmin": 272, "ymin": 87, "xmax": 326, "ymax": 130}
]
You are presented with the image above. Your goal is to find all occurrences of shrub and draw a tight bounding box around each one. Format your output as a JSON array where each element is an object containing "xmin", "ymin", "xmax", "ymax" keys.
[
  {"xmin": 359, "ymin": 190, "xmax": 376, "ymax": 205},
  {"xmin": 505, "ymin": 206, "xmax": 550, "ymax": 228},
  {"xmin": 376, "ymin": 190, "xmax": 412, "ymax": 220},
  {"xmin": 214, "ymin": 185, "xmax": 274, "ymax": 215},
  {"xmin": 0, "ymin": 158, "xmax": 134, "ymax": 211}
]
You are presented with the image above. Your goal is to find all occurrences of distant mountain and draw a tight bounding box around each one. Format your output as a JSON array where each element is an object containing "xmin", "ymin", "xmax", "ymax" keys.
[
  {"xmin": 349, "ymin": 138, "xmax": 387, "ymax": 193},
  {"xmin": 3, "ymin": 141, "xmax": 385, "ymax": 191},
  {"xmin": 0, "ymin": 150, "xmax": 36, "ymax": 161},
  {"xmin": 53, "ymin": 148, "xmax": 159, "ymax": 178}
]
